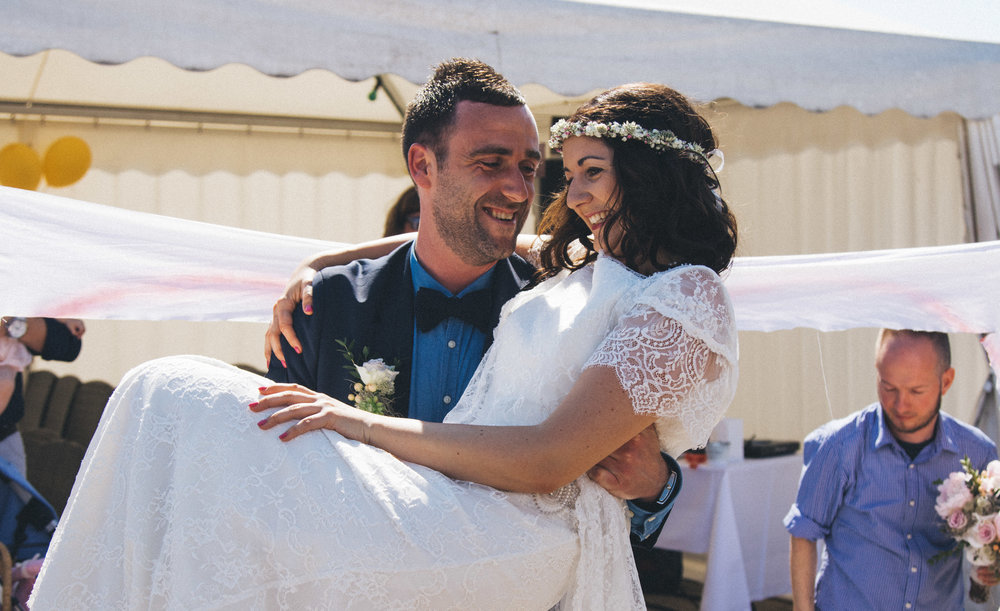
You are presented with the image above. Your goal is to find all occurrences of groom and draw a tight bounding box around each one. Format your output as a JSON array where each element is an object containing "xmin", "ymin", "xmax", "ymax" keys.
[{"xmin": 265, "ymin": 58, "xmax": 679, "ymax": 547}]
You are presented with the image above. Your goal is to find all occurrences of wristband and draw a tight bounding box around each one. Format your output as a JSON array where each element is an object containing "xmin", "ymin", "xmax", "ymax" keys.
[
  {"xmin": 3, "ymin": 316, "xmax": 27, "ymax": 339},
  {"xmin": 656, "ymin": 468, "xmax": 678, "ymax": 505}
]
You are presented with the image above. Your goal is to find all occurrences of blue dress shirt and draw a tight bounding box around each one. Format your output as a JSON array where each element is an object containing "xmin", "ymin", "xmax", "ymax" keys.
[
  {"xmin": 784, "ymin": 403, "xmax": 997, "ymax": 610},
  {"xmin": 407, "ymin": 249, "xmax": 492, "ymax": 423}
]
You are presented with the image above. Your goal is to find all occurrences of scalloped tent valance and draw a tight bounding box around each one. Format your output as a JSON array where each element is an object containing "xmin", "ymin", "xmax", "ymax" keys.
[{"xmin": 4, "ymin": 0, "xmax": 1000, "ymax": 119}]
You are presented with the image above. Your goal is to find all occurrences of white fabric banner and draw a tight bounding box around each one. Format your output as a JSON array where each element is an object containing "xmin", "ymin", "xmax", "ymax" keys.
[
  {"xmin": 0, "ymin": 187, "xmax": 339, "ymax": 322},
  {"xmin": 2, "ymin": 186, "xmax": 998, "ymax": 371}
]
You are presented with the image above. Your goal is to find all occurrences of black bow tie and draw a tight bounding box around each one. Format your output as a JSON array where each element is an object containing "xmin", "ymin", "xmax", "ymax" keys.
[{"xmin": 415, "ymin": 288, "xmax": 493, "ymax": 334}]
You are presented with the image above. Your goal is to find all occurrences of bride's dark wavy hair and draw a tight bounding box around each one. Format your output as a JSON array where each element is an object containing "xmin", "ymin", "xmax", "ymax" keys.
[{"xmin": 537, "ymin": 83, "xmax": 738, "ymax": 279}]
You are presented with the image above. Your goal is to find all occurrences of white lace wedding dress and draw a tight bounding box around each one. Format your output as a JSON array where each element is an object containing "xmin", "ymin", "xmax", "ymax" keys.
[{"xmin": 31, "ymin": 255, "xmax": 738, "ymax": 610}]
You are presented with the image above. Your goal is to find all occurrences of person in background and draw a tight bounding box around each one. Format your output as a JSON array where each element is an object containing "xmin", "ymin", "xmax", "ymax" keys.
[
  {"xmin": 0, "ymin": 317, "xmax": 84, "ymax": 476},
  {"xmin": 785, "ymin": 329, "xmax": 999, "ymax": 610},
  {"xmin": 0, "ymin": 335, "xmax": 33, "ymax": 418},
  {"xmin": 382, "ymin": 185, "xmax": 421, "ymax": 236}
]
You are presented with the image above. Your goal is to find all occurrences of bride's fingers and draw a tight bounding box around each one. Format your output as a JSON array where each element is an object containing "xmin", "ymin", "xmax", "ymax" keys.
[
  {"xmin": 257, "ymin": 382, "xmax": 310, "ymax": 396},
  {"xmin": 250, "ymin": 385, "xmax": 317, "ymax": 412},
  {"xmin": 250, "ymin": 395, "xmax": 294, "ymax": 412},
  {"xmin": 256, "ymin": 401, "xmax": 321, "ymax": 429},
  {"xmin": 276, "ymin": 412, "xmax": 334, "ymax": 442}
]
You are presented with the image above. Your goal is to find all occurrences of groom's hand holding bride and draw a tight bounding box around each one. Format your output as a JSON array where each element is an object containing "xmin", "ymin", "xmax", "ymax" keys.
[{"xmin": 587, "ymin": 426, "xmax": 669, "ymax": 501}]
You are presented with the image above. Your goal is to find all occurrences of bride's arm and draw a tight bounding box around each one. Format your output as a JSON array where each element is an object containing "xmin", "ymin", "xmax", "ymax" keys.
[
  {"xmin": 265, "ymin": 234, "xmax": 414, "ymax": 365},
  {"xmin": 265, "ymin": 233, "xmax": 543, "ymax": 366},
  {"xmin": 255, "ymin": 365, "xmax": 658, "ymax": 494}
]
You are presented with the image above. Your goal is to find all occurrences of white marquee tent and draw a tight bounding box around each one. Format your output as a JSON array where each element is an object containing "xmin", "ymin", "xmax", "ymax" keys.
[
  {"xmin": 4, "ymin": 0, "xmax": 1000, "ymax": 118},
  {"xmin": 3, "ymin": 0, "xmax": 1000, "ymax": 442}
]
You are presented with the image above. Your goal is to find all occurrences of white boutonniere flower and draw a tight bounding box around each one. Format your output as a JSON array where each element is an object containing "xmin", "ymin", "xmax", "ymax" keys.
[{"xmin": 336, "ymin": 339, "xmax": 399, "ymax": 416}]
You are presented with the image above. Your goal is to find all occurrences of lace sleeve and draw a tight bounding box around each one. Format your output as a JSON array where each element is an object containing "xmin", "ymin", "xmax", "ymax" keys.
[
  {"xmin": 525, "ymin": 237, "xmax": 589, "ymax": 269},
  {"xmin": 524, "ymin": 236, "xmax": 545, "ymax": 269},
  {"xmin": 583, "ymin": 266, "xmax": 738, "ymax": 454}
]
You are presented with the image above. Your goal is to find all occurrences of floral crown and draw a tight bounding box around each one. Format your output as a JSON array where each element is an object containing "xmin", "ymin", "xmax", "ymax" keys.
[{"xmin": 548, "ymin": 118, "xmax": 722, "ymax": 169}]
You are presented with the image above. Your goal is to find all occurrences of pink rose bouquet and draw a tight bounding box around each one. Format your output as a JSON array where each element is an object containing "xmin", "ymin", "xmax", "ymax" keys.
[{"xmin": 934, "ymin": 457, "xmax": 1000, "ymax": 603}]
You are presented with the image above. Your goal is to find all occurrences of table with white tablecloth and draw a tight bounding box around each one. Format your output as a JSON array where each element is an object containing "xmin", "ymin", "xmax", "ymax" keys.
[{"xmin": 655, "ymin": 454, "xmax": 803, "ymax": 611}]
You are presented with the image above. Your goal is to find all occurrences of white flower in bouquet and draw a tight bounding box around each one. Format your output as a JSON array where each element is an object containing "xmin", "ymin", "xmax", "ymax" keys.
[
  {"xmin": 980, "ymin": 460, "xmax": 1000, "ymax": 495},
  {"xmin": 936, "ymin": 471, "xmax": 974, "ymax": 518},
  {"xmin": 966, "ymin": 536, "xmax": 999, "ymax": 567}
]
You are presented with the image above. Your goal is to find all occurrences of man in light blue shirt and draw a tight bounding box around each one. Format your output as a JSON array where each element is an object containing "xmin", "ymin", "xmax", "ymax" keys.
[{"xmin": 785, "ymin": 329, "xmax": 998, "ymax": 609}]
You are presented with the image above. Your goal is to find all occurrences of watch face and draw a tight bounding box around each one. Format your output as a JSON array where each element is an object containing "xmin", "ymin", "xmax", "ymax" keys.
[{"xmin": 6, "ymin": 317, "xmax": 27, "ymax": 339}]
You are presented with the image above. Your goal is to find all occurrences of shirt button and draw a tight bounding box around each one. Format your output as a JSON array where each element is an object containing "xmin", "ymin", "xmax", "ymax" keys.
[
  {"xmin": 909, "ymin": 500, "xmax": 915, "ymax": 506},
  {"xmin": 909, "ymin": 463, "xmax": 915, "ymax": 469},
  {"xmin": 447, "ymin": 340, "xmax": 457, "ymax": 349},
  {"xmin": 443, "ymin": 395, "xmax": 452, "ymax": 404},
  {"xmin": 906, "ymin": 533, "xmax": 912, "ymax": 539},
  {"xmin": 911, "ymin": 566, "xmax": 917, "ymax": 573},
  {"xmin": 905, "ymin": 604, "xmax": 912, "ymax": 609}
]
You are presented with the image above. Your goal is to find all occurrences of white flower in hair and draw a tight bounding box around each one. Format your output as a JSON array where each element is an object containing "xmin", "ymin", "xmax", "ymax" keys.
[{"xmin": 549, "ymin": 118, "xmax": 721, "ymax": 170}]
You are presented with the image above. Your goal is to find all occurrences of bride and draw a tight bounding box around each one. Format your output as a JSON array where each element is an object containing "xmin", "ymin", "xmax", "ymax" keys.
[{"xmin": 31, "ymin": 83, "xmax": 738, "ymax": 610}]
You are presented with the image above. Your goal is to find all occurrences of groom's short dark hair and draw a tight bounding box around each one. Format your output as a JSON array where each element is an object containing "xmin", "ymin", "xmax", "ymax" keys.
[{"xmin": 402, "ymin": 58, "xmax": 526, "ymax": 163}]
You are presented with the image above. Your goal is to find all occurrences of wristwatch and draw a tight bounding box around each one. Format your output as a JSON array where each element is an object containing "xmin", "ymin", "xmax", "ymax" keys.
[
  {"xmin": 653, "ymin": 452, "xmax": 682, "ymax": 510},
  {"xmin": 632, "ymin": 452, "xmax": 684, "ymax": 514},
  {"xmin": 3, "ymin": 317, "xmax": 27, "ymax": 339}
]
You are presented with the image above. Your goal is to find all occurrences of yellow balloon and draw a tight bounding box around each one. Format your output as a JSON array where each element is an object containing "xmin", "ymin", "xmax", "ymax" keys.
[
  {"xmin": 44, "ymin": 136, "xmax": 92, "ymax": 187},
  {"xmin": 0, "ymin": 143, "xmax": 43, "ymax": 190}
]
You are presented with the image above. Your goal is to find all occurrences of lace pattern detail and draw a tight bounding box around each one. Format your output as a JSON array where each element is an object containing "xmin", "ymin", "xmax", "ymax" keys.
[
  {"xmin": 584, "ymin": 264, "xmax": 738, "ymax": 451},
  {"xmin": 524, "ymin": 237, "xmax": 588, "ymax": 271},
  {"xmin": 587, "ymin": 286, "xmax": 736, "ymax": 453}
]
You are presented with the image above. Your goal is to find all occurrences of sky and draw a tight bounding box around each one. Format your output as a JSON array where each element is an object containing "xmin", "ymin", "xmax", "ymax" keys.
[{"xmin": 572, "ymin": 0, "xmax": 1000, "ymax": 44}]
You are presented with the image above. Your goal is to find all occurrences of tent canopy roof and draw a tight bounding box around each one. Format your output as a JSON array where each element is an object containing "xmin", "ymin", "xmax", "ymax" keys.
[{"xmin": 5, "ymin": 0, "xmax": 1000, "ymax": 120}]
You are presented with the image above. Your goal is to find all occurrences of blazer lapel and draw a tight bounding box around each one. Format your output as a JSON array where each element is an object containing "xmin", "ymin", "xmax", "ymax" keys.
[{"xmin": 367, "ymin": 247, "xmax": 416, "ymax": 415}]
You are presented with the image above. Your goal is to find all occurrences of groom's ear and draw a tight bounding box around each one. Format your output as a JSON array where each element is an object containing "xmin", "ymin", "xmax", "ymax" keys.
[{"xmin": 408, "ymin": 143, "xmax": 435, "ymax": 190}]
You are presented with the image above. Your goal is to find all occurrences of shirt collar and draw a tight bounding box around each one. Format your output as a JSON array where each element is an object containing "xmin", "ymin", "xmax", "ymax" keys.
[
  {"xmin": 409, "ymin": 245, "xmax": 496, "ymax": 297},
  {"xmin": 873, "ymin": 403, "xmax": 957, "ymax": 457}
]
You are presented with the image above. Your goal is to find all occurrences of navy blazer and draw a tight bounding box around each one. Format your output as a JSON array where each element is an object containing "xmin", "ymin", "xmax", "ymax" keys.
[{"xmin": 267, "ymin": 242, "xmax": 536, "ymax": 416}]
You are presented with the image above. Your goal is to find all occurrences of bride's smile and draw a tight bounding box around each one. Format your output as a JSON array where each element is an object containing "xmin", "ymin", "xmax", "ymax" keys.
[{"xmin": 561, "ymin": 136, "xmax": 622, "ymax": 256}]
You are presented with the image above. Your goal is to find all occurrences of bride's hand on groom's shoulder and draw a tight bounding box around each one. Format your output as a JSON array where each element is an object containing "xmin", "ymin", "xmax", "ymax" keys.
[
  {"xmin": 264, "ymin": 265, "xmax": 316, "ymax": 367},
  {"xmin": 250, "ymin": 383, "xmax": 372, "ymax": 444}
]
